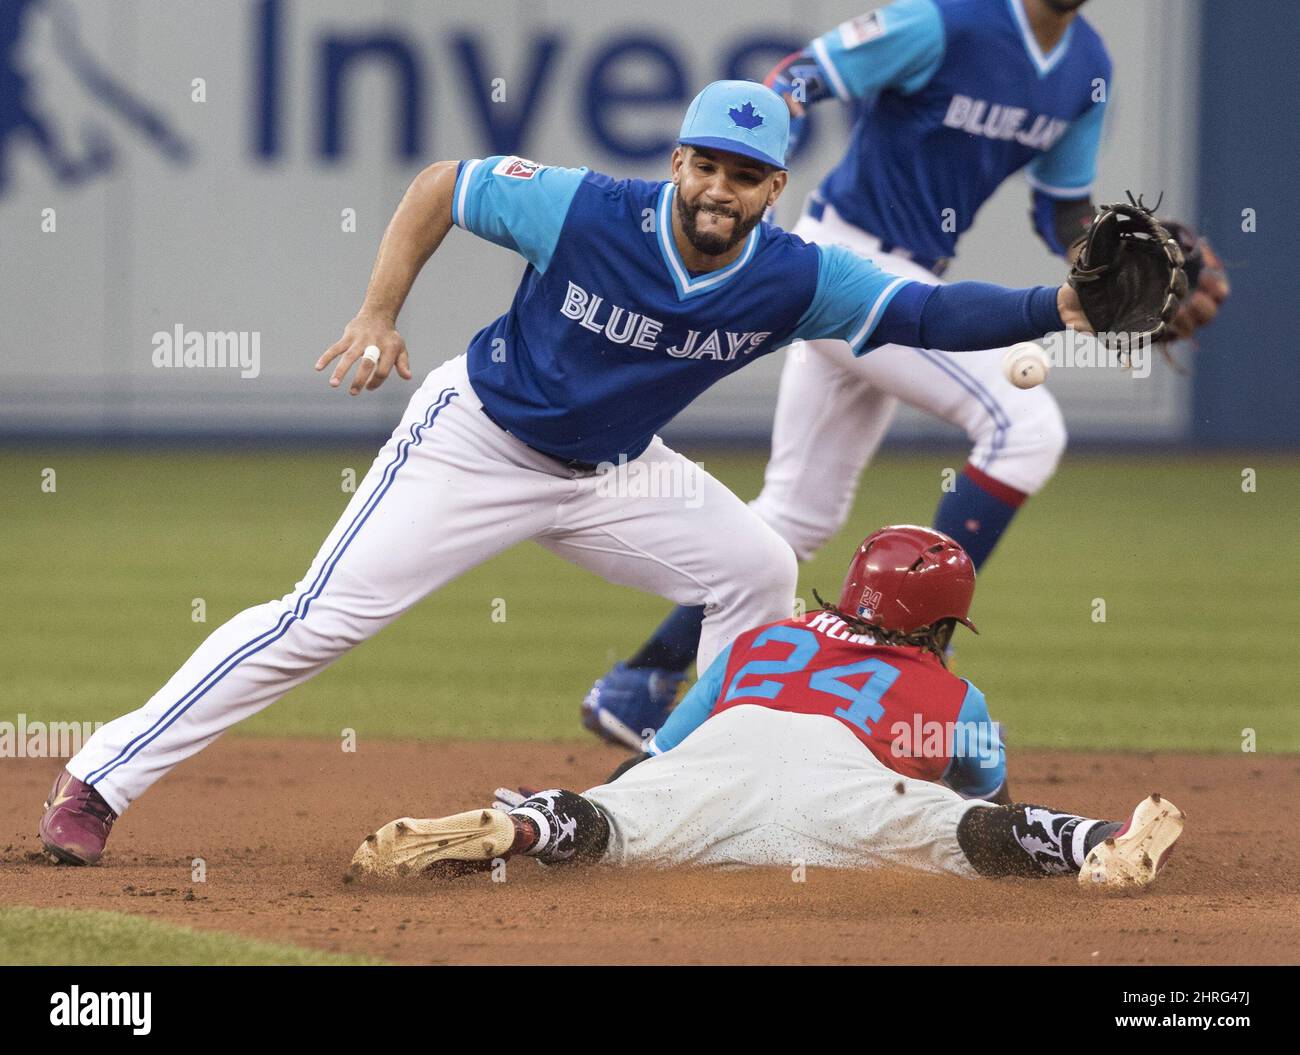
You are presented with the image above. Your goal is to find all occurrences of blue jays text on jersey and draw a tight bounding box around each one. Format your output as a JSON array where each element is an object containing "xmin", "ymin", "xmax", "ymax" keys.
[
  {"xmin": 453, "ymin": 154, "xmax": 911, "ymax": 465},
  {"xmin": 809, "ymin": 0, "xmax": 1113, "ymax": 263},
  {"xmin": 451, "ymin": 153, "xmax": 1062, "ymax": 466},
  {"xmin": 556, "ymin": 281, "xmax": 774, "ymax": 361}
]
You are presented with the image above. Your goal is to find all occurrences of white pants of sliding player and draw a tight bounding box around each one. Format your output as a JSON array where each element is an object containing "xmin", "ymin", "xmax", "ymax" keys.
[
  {"xmin": 750, "ymin": 202, "xmax": 1068, "ymax": 561},
  {"xmin": 584, "ymin": 704, "xmax": 985, "ymax": 876},
  {"xmin": 68, "ymin": 355, "xmax": 797, "ymax": 813}
]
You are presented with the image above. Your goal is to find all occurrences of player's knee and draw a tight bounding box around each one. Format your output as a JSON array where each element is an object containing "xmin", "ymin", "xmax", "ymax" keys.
[
  {"xmin": 1031, "ymin": 393, "xmax": 1069, "ymax": 465},
  {"xmin": 785, "ymin": 518, "xmax": 837, "ymax": 563},
  {"xmin": 976, "ymin": 391, "xmax": 1068, "ymax": 496},
  {"xmin": 286, "ymin": 611, "xmax": 375, "ymax": 658},
  {"xmin": 707, "ymin": 524, "xmax": 798, "ymax": 624},
  {"xmin": 1012, "ymin": 396, "xmax": 1067, "ymax": 493},
  {"xmin": 751, "ymin": 492, "xmax": 845, "ymax": 563},
  {"xmin": 741, "ymin": 527, "xmax": 798, "ymax": 605}
]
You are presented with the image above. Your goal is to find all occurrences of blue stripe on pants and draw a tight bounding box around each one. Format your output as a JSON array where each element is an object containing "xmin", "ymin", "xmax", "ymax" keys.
[{"xmin": 86, "ymin": 387, "xmax": 459, "ymax": 787}]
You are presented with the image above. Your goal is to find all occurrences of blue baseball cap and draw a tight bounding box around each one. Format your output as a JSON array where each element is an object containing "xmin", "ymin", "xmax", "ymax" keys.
[{"xmin": 678, "ymin": 80, "xmax": 789, "ymax": 170}]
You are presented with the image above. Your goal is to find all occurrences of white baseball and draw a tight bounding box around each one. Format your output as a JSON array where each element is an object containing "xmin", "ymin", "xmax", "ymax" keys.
[{"xmin": 1002, "ymin": 342, "xmax": 1050, "ymax": 389}]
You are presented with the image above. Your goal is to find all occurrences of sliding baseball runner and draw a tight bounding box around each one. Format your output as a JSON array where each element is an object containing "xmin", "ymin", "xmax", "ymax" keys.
[{"xmin": 352, "ymin": 527, "xmax": 1185, "ymax": 889}]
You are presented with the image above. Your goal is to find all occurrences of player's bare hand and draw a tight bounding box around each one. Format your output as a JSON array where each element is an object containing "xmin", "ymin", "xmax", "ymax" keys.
[
  {"xmin": 1167, "ymin": 240, "xmax": 1230, "ymax": 340},
  {"xmin": 315, "ymin": 314, "xmax": 413, "ymax": 395},
  {"xmin": 1056, "ymin": 284, "xmax": 1094, "ymax": 335}
]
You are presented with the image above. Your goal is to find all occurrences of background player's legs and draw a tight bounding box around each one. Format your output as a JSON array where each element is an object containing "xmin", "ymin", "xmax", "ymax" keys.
[
  {"xmin": 851, "ymin": 341, "xmax": 1068, "ymax": 567},
  {"xmin": 67, "ymin": 360, "xmax": 568, "ymax": 812},
  {"xmin": 755, "ymin": 337, "xmax": 1067, "ymax": 570},
  {"xmin": 538, "ymin": 437, "xmax": 797, "ymax": 675}
]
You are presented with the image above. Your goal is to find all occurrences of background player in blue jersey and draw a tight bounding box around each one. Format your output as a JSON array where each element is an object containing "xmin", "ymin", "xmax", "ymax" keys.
[
  {"xmin": 582, "ymin": 0, "xmax": 1230, "ymax": 749},
  {"xmin": 41, "ymin": 79, "xmax": 1107, "ymax": 866}
]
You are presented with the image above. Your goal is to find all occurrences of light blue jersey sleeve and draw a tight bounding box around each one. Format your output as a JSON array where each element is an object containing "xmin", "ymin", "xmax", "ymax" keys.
[
  {"xmin": 941, "ymin": 681, "xmax": 1007, "ymax": 799},
  {"xmin": 647, "ymin": 643, "xmax": 733, "ymax": 755},
  {"xmin": 811, "ymin": 0, "xmax": 946, "ymax": 102},
  {"xmin": 792, "ymin": 244, "xmax": 913, "ymax": 355},
  {"xmin": 1025, "ymin": 96, "xmax": 1107, "ymax": 199},
  {"xmin": 452, "ymin": 156, "xmax": 586, "ymax": 273}
]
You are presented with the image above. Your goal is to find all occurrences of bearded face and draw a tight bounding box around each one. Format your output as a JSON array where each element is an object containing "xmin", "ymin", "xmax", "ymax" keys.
[
  {"xmin": 671, "ymin": 147, "xmax": 780, "ymax": 257},
  {"xmin": 674, "ymin": 183, "xmax": 765, "ymax": 256}
]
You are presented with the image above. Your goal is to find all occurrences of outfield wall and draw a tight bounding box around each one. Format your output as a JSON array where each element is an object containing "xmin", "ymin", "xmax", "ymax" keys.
[{"xmin": 1, "ymin": 0, "xmax": 1285, "ymax": 446}]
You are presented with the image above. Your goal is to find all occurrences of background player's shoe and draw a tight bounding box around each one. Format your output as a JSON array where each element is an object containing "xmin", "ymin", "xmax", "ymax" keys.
[
  {"xmin": 349, "ymin": 809, "xmax": 524, "ymax": 880},
  {"xmin": 1079, "ymin": 793, "xmax": 1185, "ymax": 890},
  {"xmin": 38, "ymin": 769, "xmax": 117, "ymax": 866},
  {"xmin": 581, "ymin": 662, "xmax": 685, "ymax": 750}
]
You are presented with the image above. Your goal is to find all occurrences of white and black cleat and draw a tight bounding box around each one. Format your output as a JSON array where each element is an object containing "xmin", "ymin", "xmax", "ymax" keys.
[
  {"xmin": 349, "ymin": 808, "xmax": 518, "ymax": 880},
  {"xmin": 1079, "ymin": 792, "xmax": 1185, "ymax": 890}
]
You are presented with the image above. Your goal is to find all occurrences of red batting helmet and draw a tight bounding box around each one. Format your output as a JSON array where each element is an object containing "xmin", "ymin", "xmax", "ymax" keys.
[{"xmin": 837, "ymin": 525, "xmax": 978, "ymax": 634}]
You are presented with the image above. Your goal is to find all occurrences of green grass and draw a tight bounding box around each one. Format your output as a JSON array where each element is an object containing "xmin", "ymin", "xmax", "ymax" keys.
[
  {"xmin": 2, "ymin": 449, "xmax": 1297, "ymax": 752},
  {"xmin": 0, "ymin": 906, "xmax": 383, "ymax": 965}
]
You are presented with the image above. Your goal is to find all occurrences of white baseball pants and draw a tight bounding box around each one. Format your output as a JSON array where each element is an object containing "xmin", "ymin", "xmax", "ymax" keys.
[
  {"xmin": 584, "ymin": 704, "xmax": 984, "ymax": 875},
  {"xmin": 69, "ymin": 355, "xmax": 797, "ymax": 812},
  {"xmin": 750, "ymin": 203, "xmax": 1068, "ymax": 561}
]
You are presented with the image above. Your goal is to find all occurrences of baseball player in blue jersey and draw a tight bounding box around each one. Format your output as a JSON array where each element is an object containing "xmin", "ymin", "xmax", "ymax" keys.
[
  {"xmin": 582, "ymin": 0, "xmax": 1229, "ymax": 750},
  {"xmin": 41, "ymin": 79, "xmax": 1108, "ymax": 865}
]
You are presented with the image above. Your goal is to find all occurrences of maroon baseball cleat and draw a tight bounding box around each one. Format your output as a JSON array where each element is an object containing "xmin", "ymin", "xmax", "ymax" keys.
[{"xmin": 39, "ymin": 769, "xmax": 117, "ymax": 865}]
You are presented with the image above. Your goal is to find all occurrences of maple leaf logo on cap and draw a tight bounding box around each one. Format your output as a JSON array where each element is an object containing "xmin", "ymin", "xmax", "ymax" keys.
[{"xmin": 728, "ymin": 101, "xmax": 764, "ymax": 130}]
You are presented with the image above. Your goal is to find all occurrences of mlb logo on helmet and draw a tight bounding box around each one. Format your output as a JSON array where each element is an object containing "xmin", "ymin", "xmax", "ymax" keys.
[
  {"xmin": 857, "ymin": 585, "xmax": 884, "ymax": 619},
  {"xmin": 678, "ymin": 79, "xmax": 790, "ymax": 170}
]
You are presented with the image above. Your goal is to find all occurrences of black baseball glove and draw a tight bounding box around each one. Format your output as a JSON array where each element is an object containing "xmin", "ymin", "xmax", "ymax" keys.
[{"xmin": 1067, "ymin": 194, "xmax": 1188, "ymax": 349}]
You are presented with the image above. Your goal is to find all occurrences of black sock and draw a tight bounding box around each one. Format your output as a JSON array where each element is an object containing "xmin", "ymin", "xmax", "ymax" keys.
[
  {"xmin": 509, "ymin": 790, "xmax": 610, "ymax": 865},
  {"xmin": 627, "ymin": 605, "xmax": 706, "ymax": 672},
  {"xmin": 958, "ymin": 804, "xmax": 1116, "ymax": 878},
  {"xmin": 1084, "ymin": 820, "xmax": 1123, "ymax": 855}
]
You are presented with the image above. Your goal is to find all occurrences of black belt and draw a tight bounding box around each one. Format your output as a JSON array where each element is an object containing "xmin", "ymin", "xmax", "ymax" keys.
[
  {"xmin": 805, "ymin": 198, "xmax": 950, "ymax": 278},
  {"xmin": 480, "ymin": 406, "xmax": 601, "ymax": 473}
]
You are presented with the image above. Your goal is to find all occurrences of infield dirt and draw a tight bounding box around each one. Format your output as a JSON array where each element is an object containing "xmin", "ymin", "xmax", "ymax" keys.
[{"xmin": 2, "ymin": 739, "xmax": 1296, "ymax": 965}]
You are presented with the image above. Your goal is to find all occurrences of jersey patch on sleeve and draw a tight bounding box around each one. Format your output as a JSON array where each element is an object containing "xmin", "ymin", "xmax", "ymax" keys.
[
  {"xmin": 839, "ymin": 11, "xmax": 887, "ymax": 49},
  {"xmin": 493, "ymin": 156, "xmax": 544, "ymax": 180}
]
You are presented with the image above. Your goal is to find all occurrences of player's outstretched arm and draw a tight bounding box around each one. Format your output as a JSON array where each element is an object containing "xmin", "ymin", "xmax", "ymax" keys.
[
  {"xmin": 889, "ymin": 280, "xmax": 1094, "ymax": 349},
  {"xmin": 315, "ymin": 159, "xmax": 459, "ymax": 395},
  {"xmin": 799, "ymin": 244, "xmax": 1094, "ymax": 356}
]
